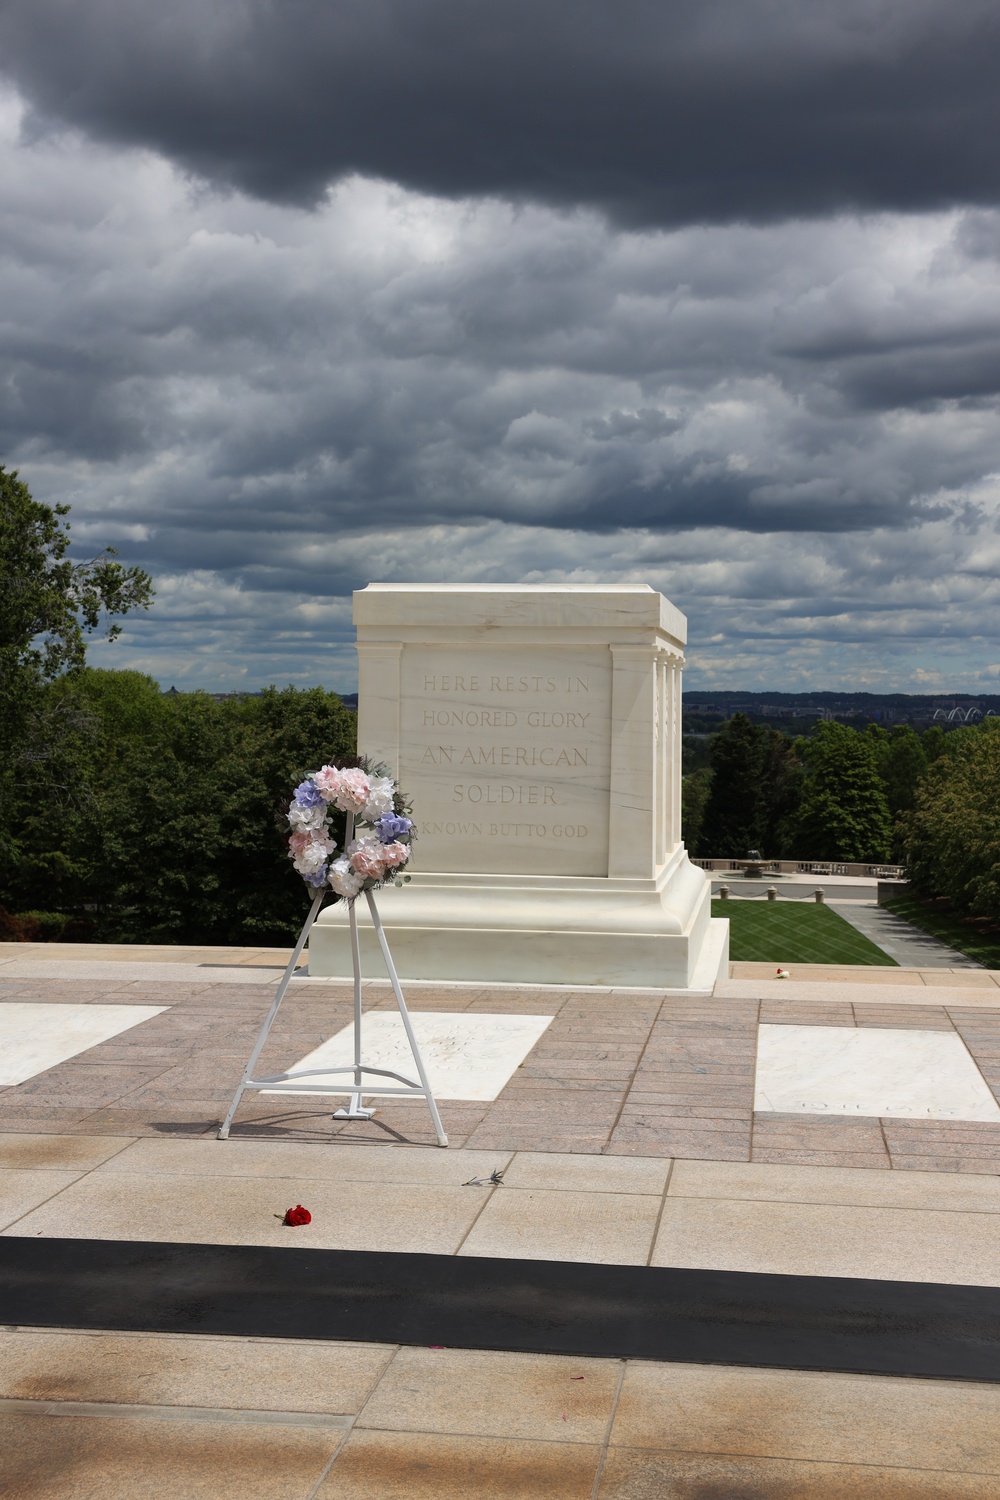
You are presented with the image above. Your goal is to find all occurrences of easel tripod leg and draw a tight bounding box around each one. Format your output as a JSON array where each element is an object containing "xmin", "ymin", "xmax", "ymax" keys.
[
  {"xmin": 333, "ymin": 891, "xmax": 376, "ymax": 1120},
  {"xmin": 218, "ymin": 888, "xmax": 325, "ymax": 1139},
  {"xmin": 367, "ymin": 890, "xmax": 449, "ymax": 1147}
]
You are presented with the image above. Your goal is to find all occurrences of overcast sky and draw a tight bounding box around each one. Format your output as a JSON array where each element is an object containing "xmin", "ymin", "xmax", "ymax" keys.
[{"xmin": 3, "ymin": 0, "xmax": 1000, "ymax": 694}]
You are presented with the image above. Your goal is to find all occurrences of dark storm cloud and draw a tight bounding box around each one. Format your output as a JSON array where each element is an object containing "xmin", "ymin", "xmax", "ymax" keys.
[
  {"xmin": 2, "ymin": 0, "xmax": 1000, "ymax": 225},
  {"xmin": 3, "ymin": 95, "xmax": 1000, "ymax": 690},
  {"xmin": 3, "ymin": 140, "xmax": 997, "ymax": 552}
]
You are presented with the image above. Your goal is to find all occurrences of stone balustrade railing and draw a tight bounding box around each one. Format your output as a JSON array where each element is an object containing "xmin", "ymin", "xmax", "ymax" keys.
[{"xmin": 690, "ymin": 857, "xmax": 905, "ymax": 879}]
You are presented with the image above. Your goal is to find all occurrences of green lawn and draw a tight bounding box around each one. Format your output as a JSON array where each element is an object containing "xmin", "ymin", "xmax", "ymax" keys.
[
  {"xmin": 882, "ymin": 896, "xmax": 1000, "ymax": 969},
  {"xmin": 712, "ymin": 899, "xmax": 898, "ymax": 965}
]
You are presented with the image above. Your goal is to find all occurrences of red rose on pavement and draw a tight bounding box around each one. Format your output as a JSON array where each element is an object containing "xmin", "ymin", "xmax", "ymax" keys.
[{"xmin": 283, "ymin": 1205, "xmax": 312, "ymax": 1226}]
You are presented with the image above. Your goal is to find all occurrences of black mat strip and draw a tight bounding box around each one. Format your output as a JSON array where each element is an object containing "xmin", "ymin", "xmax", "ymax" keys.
[{"xmin": 3, "ymin": 1238, "xmax": 1000, "ymax": 1382}]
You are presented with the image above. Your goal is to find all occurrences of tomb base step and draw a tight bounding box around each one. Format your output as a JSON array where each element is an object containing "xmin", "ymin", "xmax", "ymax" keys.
[{"xmin": 308, "ymin": 860, "xmax": 727, "ymax": 989}]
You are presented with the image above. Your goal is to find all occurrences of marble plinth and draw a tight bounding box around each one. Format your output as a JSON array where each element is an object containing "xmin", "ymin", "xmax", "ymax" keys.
[
  {"xmin": 310, "ymin": 584, "xmax": 725, "ymax": 989},
  {"xmin": 311, "ymin": 858, "xmax": 724, "ymax": 988}
]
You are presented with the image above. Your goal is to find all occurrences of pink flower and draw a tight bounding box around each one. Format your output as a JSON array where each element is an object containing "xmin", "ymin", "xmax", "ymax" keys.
[
  {"xmin": 335, "ymin": 768, "xmax": 372, "ymax": 814},
  {"xmin": 311, "ymin": 765, "xmax": 372, "ymax": 814},
  {"xmin": 380, "ymin": 841, "xmax": 410, "ymax": 869},
  {"xmin": 312, "ymin": 765, "xmax": 343, "ymax": 802},
  {"xmin": 289, "ymin": 830, "xmax": 311, "ymax": 856},
  {"xmin": 349, "ymin": 837, "xmax": 387, "ymax": 880}
]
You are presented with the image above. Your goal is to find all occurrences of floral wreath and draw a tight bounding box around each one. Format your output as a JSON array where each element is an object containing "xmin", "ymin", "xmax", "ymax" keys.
[{"xmin": 286, "ymin": 755, "xmax": 414, "ymax": 901}]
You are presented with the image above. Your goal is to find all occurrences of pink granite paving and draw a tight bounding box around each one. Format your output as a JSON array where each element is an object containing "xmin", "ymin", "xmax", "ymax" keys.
[{"xmin": 4, "ymin": 971, "xmax": 1000, "ymax": 1170}]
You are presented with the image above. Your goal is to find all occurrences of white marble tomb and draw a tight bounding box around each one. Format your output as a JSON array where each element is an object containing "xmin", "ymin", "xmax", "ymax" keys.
[{"xmin": 308, "ymin": 584, "xmax": 728, "ymax": 987}]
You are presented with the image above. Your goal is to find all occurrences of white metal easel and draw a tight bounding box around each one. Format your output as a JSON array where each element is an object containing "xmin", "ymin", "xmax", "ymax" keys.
[{"xmin": 218, "ymin": 815, "xmax": 448, "ymax": 1146}]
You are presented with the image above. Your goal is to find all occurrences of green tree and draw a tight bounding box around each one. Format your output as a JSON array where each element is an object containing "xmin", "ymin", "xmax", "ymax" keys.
[
  {"xmin": 756, "ymin": 727, "xmax": 803, "ymax": 854},
  {"xmin": 0, "ymin": 669, "xmax": 170, "ymax": 912},
  {"xmin": 0, "ymin": 466, "xmax": 153, "ymax": 684},
  {"xmin": 697, "ymin": 715, "xmax": 802, "ymax": 857},
  {"xmin": 1, "ymin": 672, "xmax": 358, "ymax": 942},
  {"xmin": 881, "ymin": 725, "xmax": 928, "ymax": 817},
  {"xmin": 792, "ymin": 721, "xmax": 891, "ymax": 861},
  {"xmin": 698, "ymin": 714, "xmax": 766, "ymax": 856},
  {"xmin": 904, "ymin": 719, "xmax": 1000, "ymax": 920},
  {"xmin": 94, "ymin": 682, "xmax": 358, "ymax": 943},
  {"xmin": 867, "ymin": 723, "xmax": 928, "ymax": 860},
  {"xmin": 0, "ymin": 467, "xmax": 154, "ymax": 891},
  {"xmin": 922, "ymin": 724, "xmax": 948, "ymax": 764},
  {"xmin": 682, "ymin": 766, "xmax": 712, "ymax": 850}
]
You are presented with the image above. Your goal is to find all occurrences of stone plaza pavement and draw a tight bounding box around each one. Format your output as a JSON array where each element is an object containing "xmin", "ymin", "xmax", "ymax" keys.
[{"xmin": 5, "ymin": 944, "xmax": 1000, "ymax": 1495}]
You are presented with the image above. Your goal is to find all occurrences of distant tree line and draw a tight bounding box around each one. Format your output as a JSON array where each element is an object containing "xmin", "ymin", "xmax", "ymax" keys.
[
  {"xmin": 1, "ymin": 464, "xmax": 356, "ymax": 944},
  {"xmin": 0, "ymin": 671, "xmax": 356, "ymax": 943},
  {"xmin": 684, "ymin": 713, "xmax": 947, "ymax": 865}
]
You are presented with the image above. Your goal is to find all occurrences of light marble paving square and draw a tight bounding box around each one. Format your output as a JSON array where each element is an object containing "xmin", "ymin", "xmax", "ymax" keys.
[
  {"xmin": 652, "ymin": 1197, "xmax": 1000, "ymax": 1284},
  {"xmin": 0, "ymin": 1004, "xmax": 168, "ymax": 1086},
  {"xmin": 355, "ymin": 1346, "xmax": 619, "ymax": 1443},
  {"xmin": 754, "ymin": 1022, "xmax": 1000, "ymax": 1120},
  {"xmin": 0, "ymin": 1134, "xmax": 135, "ymax": 1171},
  {"xmin": 263, "ymin": 1011, "xmax": 553, "ymax": 1101},
  {"xmin": 0, "ymin": 1170, "xmax": 88, "ymax": 1231},
  {"xmin": 919, "ymin": 970, "xmax": 999, "ymax": 987},
  {"xmin": 318, "ymin": 1429, "xmax": 602, "ymax": 1500},
  {"xmin": 1, "ymin": 1411, "xmax": 342, "ymax": 1500},
  {"xmin": 0, "ymin": 1329, "xmax": 394, "ymax": 1414},
  {"xmin": 459, "ymin": 1186, "xmax": 660, "ymax": 1264},
  {"xmin": 1, "ymin": 1173, "xmax": 484, "ymax": 1253},
  {"xmin": 502, "ymin": 1151, "xmax": 670, "ymax": 1195},
  {"xmin": 597, "ymin": 1448, "xmax": 997, "ymax": 1498},
  {"xmin": 610, "ymin": 1360, "xmax": 1000, "ymax": 1472},
  {"xmin": 668, "ymin": 1158, "xmax": 1000, "ymax": 1212}
]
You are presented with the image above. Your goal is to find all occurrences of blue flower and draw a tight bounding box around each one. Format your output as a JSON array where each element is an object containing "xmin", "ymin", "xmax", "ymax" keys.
[
  {"xmin": 303, "ymin": 864, "xmax": 328, "ymax": 887},
  {"xmin": 375, "ymin": 812, "xmax": 412, "ymax": 843},
  {"xmin": 293, "ymin": 779, "xmax": 325, "ymax": 809}
]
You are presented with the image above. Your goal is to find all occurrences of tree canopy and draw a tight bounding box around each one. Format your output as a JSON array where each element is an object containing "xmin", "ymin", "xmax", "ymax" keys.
[
  {"xmin": 904, "ymin": 719, "xmax": 1000, "ymax": 921},
  {"xmin": 697, "ymin": 714, "xmax": 801, "ymax": 858},
  {"xmin": 0, "ymin": 465, "xmax": 154, "ymax": 683},
  {"xmin": 1, "ymin": 467, "xmax": 156, "ymax": 879},
  {"xmin": 1, "ymin": 671, "xmax": 358, "ymax": 943},
  {"xmin": 793, "ymin": 720, "xmax": 892, "ymax": 861}
]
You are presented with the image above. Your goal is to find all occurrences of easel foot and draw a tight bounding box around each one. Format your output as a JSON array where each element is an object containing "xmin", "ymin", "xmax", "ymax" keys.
[{"xmin": 334, "ymin": 1101, "xmax": 377, "ymax": 1120}]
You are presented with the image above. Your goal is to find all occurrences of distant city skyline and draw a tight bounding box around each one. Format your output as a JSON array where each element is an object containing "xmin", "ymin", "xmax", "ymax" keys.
[
  {"xmin": 3, "ymin": 2, "xmax": 1000, "ymax": 693},
  {"xmin": 164, "ymin": 685, "xmax": 1000, "ymax": 721}
]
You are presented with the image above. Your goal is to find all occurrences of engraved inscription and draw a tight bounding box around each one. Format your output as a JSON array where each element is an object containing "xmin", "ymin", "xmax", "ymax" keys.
[
  {"xmin": 399, "ymin": 647, "xmax": 612, "ymax": 876},
  {"xmin": 421, "ymin": 746, "xmax": 588, "ymax": 767}
]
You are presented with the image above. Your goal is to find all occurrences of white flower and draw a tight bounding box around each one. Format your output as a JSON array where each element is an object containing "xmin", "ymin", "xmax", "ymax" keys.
[
  {"xmin": 362, "ymin": 777, "xmax": 395, "ymax": 821},
  {"xmin": 328, "ymin": 855, "xmax": 364, "ymax": 900},
  {"xmin": 293, "ymin": 835, "xmax": 335, "ymax": 875},
  {"xmin": 288, "ymin": 802, "xmax": 327, "ymax": 832}
]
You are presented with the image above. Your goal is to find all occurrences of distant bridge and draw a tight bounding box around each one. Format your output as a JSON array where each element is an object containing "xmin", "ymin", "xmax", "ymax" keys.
[{"xmin": 931, "ymin": 706, "xmax": 996, "ymax": 723}]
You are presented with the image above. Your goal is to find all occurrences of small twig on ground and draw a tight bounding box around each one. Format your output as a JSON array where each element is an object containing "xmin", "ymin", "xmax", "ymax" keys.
[{"xmin": 463, "ymin": 1168, "xmax": 506, "ymax": 1187}]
